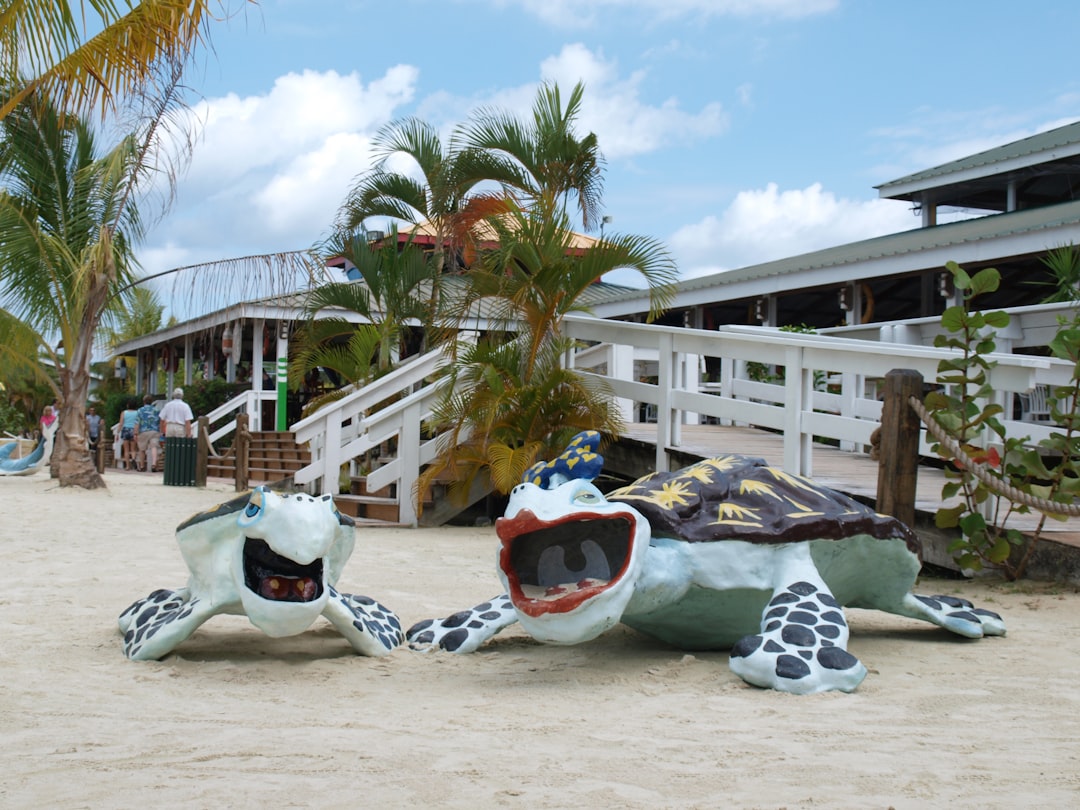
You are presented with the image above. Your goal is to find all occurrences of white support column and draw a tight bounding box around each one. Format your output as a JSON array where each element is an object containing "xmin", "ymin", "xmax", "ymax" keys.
[
  {"xmin": 398, "ymin": 400, "xmax": 422, "ymax": 527},
  {"xmin": 783, "ymin": 345, "xmax": 811, "ymax": 477},
  {"xmin": 612, "ymin": 342, "xmax": 635, "ymax": 422},
  {"xmin": 252, "ymin": 318, "xmax": 265, "ymax": 433},
  {"xmin": 655, "ymin": 332, "xmax": 674, "ymax": 473}
]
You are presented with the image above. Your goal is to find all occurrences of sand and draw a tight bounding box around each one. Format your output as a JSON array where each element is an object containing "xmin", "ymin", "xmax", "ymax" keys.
[{"xmin": 2, "ymin": 470, "xmax": 1080, "ymax": 809}]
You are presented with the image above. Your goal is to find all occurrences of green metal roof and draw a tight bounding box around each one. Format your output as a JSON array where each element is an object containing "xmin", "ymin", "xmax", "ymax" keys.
[
  {"xmin": 589, "ymin": 198, "xmax": 1080, "ymax": 312},
  {"xmin": 876, "ymin": 120, "xmax": 1080, "ymax": 201}
]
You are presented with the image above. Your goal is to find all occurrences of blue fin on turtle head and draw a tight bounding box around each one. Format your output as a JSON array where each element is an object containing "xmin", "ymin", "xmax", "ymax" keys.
[{"xmin": 522, "ymin": 430, "xmax": 604, "ymax": 489}]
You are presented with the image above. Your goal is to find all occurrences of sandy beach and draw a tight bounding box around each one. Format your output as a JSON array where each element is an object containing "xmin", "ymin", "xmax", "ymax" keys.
[{"xmin": 3, "ymin": 470, "xmax": 1080, "ymax": 809}]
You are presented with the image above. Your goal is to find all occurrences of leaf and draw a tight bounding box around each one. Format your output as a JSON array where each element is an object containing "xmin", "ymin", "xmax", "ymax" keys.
[
  {"xmin": 988, "ymin": 538, "xmax": 1012, "ymax": 563},
  {"xmin": 959, "ymin": 511, "xmax": 987, "ymax": 535},
  {"xmin": 1048, "ymin": 329, "xmax": 1080, "ymax": 362},
  {"xmin": 983, "ymin": 310, "xmax": 1011, "ymax": 329},
  {"xmin": 935, "ymin": 505, "xmax": 965, "ymax": 529},
  {"xmin": 941, "ymin": 481, "xmax": 962, "ymax": 499},
  {"xmin": 969, "ymin": 267, "xmax": 1001, "ymax": 296},
  {"xmin": 940, "ymin": 306, "xmax": 966, "ymax": 331},
  {"xmin": 948, "ymin": 261, "xmax": 972, "ymax": 290}
]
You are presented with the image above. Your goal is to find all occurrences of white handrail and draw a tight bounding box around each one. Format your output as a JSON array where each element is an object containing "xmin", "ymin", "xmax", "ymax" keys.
[
  {"xmin": 562, "ymin": 314, "xmax": 1073, "ymax": 478},
  {"xmin": 284, "ymin": 315, "xmax": 1074, "ymax": 526},
  {"xmin": 202, "ymin": 389, "xmax": 277, "ymax": 447}
]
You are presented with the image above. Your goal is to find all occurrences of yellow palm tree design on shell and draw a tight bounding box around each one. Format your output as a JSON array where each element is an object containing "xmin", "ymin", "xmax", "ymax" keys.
[
  {"xmin": 710, "ymin": 501, "xmax": 763, "ymax": 528},
  {"xmin": 615, "ymin": 479, "xmax": 696, "ymax": 510}
]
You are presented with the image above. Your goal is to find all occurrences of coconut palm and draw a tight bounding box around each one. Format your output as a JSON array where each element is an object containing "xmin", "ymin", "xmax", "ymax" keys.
[
  {"xmin": 0, "ymin": 0, "xmax": 247, "ymax": 122},
  {"xmin": 335, "ymin": 117, "xmax": 518, "ymax": 279},
  {"xmin": 0, "ymin": 80, "xmax": 186, "ymax": 488},
  {"xmin": 458, "ymin": 81, "xmax": 603, "ymax": 230}
]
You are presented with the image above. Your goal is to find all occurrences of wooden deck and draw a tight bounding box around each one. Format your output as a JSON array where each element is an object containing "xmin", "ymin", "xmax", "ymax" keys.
[{"xmin": 622, "ymin": 423, "xmax": 1080, "ymax": 551}]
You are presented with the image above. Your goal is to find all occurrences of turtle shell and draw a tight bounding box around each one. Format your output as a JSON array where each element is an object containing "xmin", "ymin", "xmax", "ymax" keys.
[{"xmin": 606, "ymin": 455, "xmax": 918, "ymax": 553}]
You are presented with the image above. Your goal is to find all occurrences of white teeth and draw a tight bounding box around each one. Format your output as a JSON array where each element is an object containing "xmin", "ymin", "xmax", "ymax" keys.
[{"xmin": 537, "ymin": 539, "xmax": 611, "ymax": 586}]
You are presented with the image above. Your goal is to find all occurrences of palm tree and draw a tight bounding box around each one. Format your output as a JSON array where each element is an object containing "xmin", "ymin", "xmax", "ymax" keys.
[
  {"xmin": 335, "ymin": 117, "xmax": 514, "ymax": 278},
  {"xmin": 289, "ymin": 226, "xmax": 439, "ymax": 412},
  {"xmin": 101, "ymin": 286, "xmax": 165, "ymax": 345},
  {"xmin": 0, "ymin": 0, "xmax": 247, "ymax": 122},
  {"xmin": 1039, "ymin": 244, "xmax": 1080, "ymax": 303},
  {"xmin": 420, "ymin": 203, "xmax": 677, "ymax": 500},
  {"xmin": 459, "ymin": 81, "xmax": 604, "ymax": 231},
  {"xmin": 0, "ymin": 81, "xmax": 183, "ymax": 488}
]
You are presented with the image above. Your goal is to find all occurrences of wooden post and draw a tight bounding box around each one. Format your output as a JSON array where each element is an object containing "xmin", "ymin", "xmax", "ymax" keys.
[
  {"xmin": 234, "ymin": 412, "xmax": 250, "ymax": 492},
  {"xmin": 876, "ymin": 369, "xmax": 923, "ymax": 528},
  {"xmin": 95, "ymin": 435, "xmax": 105, "ymax": 474},
  {"xmin": 195, "ymin": 416, "xmax": 209, "ymax": 487}
]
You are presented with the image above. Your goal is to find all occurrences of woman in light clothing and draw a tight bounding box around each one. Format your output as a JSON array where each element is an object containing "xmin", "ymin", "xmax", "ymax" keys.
[
  {"xmin": 158, "ymin": 388, "xmax": 194, "ymax": 438},
  {"xmin": 119, "ymin": 398, "xmax": 139, "ymax": 469}
]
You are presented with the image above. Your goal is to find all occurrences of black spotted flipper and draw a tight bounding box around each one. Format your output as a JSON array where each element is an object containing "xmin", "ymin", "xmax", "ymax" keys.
[
  {"xmin": 406, "ymin": 594, "xmax": 518, "ymax": 653},
  {"xmin": 118, "ymin": 587, "xmax": 216, "ymax": 661},
  {"xmin": 893, "ymin": 592, "xmax": 1006, "ymax": 638},
  {"xmin": 729, "ymin": 579, "xmax": 867, "ymax": 694},
  {"xmin": 322, "ymin": 586, "xmax": 404, "ymax": 656}
]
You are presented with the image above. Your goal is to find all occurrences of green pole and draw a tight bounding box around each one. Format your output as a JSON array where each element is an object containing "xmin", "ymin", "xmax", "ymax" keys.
[{"xmin": 276, "ymin": 354, "xmax": 288, "ymax": 432}]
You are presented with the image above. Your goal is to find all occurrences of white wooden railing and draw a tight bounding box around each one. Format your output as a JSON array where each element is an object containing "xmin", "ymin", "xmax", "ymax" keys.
[
  {"xmin": 204, "ymin": 389, "xmax": 277, "ymax": 446},
  {"xmin": 279, "ymin": 314, "xmax": 1074, "ymax": 526},
  {"xmin": 291, "ymin": 349, "xmax": 449, "ymax": 525}
]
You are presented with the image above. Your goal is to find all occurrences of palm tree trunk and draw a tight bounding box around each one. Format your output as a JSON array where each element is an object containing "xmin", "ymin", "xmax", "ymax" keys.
[{"xmin": 52, "ymin": 262, "xmax": 112, "ymax": 489}]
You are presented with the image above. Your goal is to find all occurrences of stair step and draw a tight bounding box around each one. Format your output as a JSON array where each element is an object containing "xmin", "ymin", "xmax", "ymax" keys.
[{"xmin": 334, "ymin": 493, "xmax": 399, "ymax": 506}]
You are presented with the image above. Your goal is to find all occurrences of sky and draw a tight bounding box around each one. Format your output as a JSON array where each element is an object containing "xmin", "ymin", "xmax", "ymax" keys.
[{"xmin": 140, "ymin": 0, "xmax": 1080, "ymax": 300}]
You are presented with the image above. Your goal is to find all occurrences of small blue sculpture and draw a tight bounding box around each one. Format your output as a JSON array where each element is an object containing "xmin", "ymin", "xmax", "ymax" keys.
[
  {"xmin": 407, "ymin": 432, "xmax": 1005, "ymax": 694},
  {"xmin": 0, "ymin": 420, "xmax": 57, "ymax": 476}
]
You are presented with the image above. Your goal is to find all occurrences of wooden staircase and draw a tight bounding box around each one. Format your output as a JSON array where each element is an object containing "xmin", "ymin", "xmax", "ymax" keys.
[{"xmin": 206, "ymin": 430, "xmax": 310, "ymax": 485}]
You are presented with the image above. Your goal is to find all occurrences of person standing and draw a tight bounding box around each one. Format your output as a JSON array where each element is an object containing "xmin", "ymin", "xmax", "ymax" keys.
[
  {"xmin": 86, "ymin": 406, "xmax": 102, "ymax": 451},
  {"xmin": 119, "ymin": 398, "xmax": 139, "ymax": 469},
  {"xmin": 135, "ymin": 395, "xmax": 161, "ymax": 471},
  {"xmin": 40, "ymin": 404, "xmax": 57, "ymax": 432},
  {"xmin": 158, "ymin": 387, "xmax": 194, "ymax": 438}
]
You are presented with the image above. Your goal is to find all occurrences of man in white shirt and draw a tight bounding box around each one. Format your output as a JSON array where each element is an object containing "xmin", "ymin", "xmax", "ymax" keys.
[{"xmin": 158, "ymin": 387, "xmax": 194, "ymax": 438}]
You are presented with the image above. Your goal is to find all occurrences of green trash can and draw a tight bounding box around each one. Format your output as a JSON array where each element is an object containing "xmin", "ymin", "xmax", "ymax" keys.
[{"xmin": 163, "ymin": 436, "xmax": 197, "ymax": 486}]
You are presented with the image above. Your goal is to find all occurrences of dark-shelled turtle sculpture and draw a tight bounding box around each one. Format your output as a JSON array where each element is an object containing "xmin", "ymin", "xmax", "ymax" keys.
[
  {"xmin": 407, "ymin": 432, "xmax": 1004, "ymax": 694},
  {"xmin": 119, "ymin": 486, "xmax": 402, "ymax": 660}
]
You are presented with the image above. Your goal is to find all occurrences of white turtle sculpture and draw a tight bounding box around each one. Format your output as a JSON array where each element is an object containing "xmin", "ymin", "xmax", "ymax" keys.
[
  {"xmin": 119, "ymin": 486, "xmax": 403, "ymax": 660},
  {"xmin": 407, "ymin": 432, "xmax": 1005, "ymax": 694}
]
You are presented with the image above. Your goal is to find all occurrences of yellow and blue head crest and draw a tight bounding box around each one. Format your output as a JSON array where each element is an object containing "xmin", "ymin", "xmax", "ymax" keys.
[{"xmin": 522, "ymin": 431, "xmax": 604, "ymax": 490}]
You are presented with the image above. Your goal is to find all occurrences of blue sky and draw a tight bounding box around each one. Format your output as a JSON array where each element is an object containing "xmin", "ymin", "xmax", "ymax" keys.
[{"xmin": 144, "ymin": 0, "xmax": 1080, "ymax": 294}]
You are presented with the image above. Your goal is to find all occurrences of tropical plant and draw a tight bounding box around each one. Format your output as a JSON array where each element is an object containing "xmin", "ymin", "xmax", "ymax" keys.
[
  {"xmin": 0, "ymin": 79, "xmax": 186, "ymax": 487},
  {"xmin": 290, "ymin": 226, "xmax": 439, "ymax": 413},
  {"xmin": 1039, "ymin": 243, "xmax": 1080, "ymax": 303},
  {"xmin": 420, "ymin": 201, "xmax": 677, "ymax": 502},
  {"xmin": 101, "ymin": 286, "xmax": 165, "ymax": 346},
  {"xmin": 0, "ymin": 0, "xmax": 251, "ymax": 122},
  {"xmin": 335, "ymin": 117, "xmax": 509, "ymax": 279},
  {"xmin": 460, "ymin": 80, "xmax": 603, "ymax": 230},
  {"xmin": 925, "ymin": 261, "xmax": 1080, "ymax": 579}
]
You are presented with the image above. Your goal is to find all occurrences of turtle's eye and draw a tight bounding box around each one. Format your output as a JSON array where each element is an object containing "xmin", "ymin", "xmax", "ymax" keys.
[
  {"xmin": 573, "ymin": 490, "xmax": 603, "ymax": 505},
  {"xmin": 239, "ymin": 488, "xmax": 267, "ymax": 526}
]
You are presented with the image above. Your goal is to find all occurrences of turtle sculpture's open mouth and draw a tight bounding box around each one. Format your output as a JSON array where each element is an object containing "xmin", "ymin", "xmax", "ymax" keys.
[
  {"xmin": 497, "ymin": 510, "xmax": 635, "ymax": 617},
  {"xmin": 242, "ymin": 538, "xmax": 324, "ymax": 603}
]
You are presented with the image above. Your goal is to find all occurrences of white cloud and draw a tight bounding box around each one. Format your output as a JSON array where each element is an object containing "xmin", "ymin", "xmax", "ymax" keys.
[
  {"xmin": 669, "ymin": 183, "xmax": 920, "ymax": 278},
  {"xmin": 491, "ymin": 0, "xmax": 837, "ymax": 26},
  {"xmin": 141, "ymin": 66, "xmax": 420, "ymax": 277}
]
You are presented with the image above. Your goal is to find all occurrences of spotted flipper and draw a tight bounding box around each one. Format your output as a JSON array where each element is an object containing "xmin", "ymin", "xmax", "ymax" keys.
[
  {"xmin": 894, "ymin": 592, "xmax": 1006, "ymax": 638},
  {"xmin": 729, "ymin": 579, "xmax": 866, "ymax": 694},
  {"xmin": 406, "ymin": 594, "xmax": 518, "ymax": 653},
  {"xmin": 322, "ymin": 586, "xmax": 404, "ymax": 656},
  {"xmin": 118, "ymin": 587, "xmax": 217, "ymax": 661}
]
